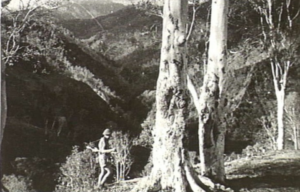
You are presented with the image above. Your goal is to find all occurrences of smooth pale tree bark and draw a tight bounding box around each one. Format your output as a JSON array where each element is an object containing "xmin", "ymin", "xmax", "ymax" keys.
[
  {"xmin": 188, "ymin": 45, "xmax": 267, "ymax": 167},
  {"xmin": 275, "ymin": 89, "xmax": 285, "ymax": 150},
  {"xmin": 271, "ymin": 59, "xmax": 290, "ymax": 150},
  {"xmin": 197, "ymin": 0, "xmax": 228, "ymax": 183},
  {"xmin": 188, "ymin": 45, "xmax": 269, "ymax": 122}
]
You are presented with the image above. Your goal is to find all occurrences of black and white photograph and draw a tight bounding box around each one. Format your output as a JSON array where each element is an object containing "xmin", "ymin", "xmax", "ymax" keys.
[{"xmin": 1, "ymin": 0, "xmax": 300, "ymax": 191}]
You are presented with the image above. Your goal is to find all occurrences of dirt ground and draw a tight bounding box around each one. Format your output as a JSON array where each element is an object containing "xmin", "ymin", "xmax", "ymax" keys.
[
  {"xmin": 101, "ymin": 150, "xmax": 300, "ymax": 192},
  {"xmin": 226, "ymin": 150, "xmax": 300, "ymax": 192}
]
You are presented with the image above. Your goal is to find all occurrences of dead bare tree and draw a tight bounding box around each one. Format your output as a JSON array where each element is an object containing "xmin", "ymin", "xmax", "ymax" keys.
[{"xmin": 2, "ymin": 0, "xmax": 62, "ymax": 65}]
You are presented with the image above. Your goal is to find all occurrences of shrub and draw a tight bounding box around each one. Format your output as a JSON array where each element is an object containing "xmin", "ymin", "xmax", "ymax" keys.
[
  {"xmin": 225, "ymin": 142, "xmax": 273, "ymax": 162},
  {"xmin": 285, "ymin": 92, "xmax": 300, "ymax": 150},
  {"xmin": 55, "ymin": 142, "xmax": 135, "ymax": 192},
  {"xmin": 55, "ymin": 146, "xmax": 98, "ymax": 192},
  {"xmin": 258, "ymin": 114, "xmax": 277, "ymax": 150},
  {"xmin": 2, "ymin": 174, "xmax": 35, "ymax": 192},
  {"xmin": 109, "ymin": 131, "xmax": 133, "ymax": 182}
]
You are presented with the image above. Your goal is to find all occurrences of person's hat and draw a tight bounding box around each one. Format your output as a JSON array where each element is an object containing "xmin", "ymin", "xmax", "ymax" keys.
[{"xmin": 103, "ymin": 128, "xmax": 111, "ymax": 136}]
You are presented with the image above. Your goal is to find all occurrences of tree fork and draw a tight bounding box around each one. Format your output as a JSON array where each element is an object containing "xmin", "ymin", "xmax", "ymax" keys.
[{"xmin": 132, "ymin": 0, "xmax": 232, "ymax": 192}]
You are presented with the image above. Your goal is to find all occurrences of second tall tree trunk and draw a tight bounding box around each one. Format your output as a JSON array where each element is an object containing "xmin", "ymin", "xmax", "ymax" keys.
[{"xmin": 198, "ymin": 0, "xmax": 228, "ymax": 183}]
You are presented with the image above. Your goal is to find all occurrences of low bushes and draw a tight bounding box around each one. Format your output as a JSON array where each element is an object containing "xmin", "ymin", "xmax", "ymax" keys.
[
  {"xmin": 55, "ymin": 146, "xmax": 98, "ymax": 192},
  {"xmin": 2, "ymin": 174, "xmax": 35, "ymax": 192},
  {"xmin": 56, "ymin": 131, "xmax": 134, "ymax": 191}
]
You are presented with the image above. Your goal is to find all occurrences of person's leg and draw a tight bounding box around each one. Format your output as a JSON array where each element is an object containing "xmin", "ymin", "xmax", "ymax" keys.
[
  {"xmin": 97, "ymin": 166, "xmax": 105, "ymax": 187},
  {"xmin": 98, "ymin": 155, "xmax": 106, "ymax": 187},
  {"xmin": 100, "ymin": 167, "xmax": 111, "ymax": 186}
]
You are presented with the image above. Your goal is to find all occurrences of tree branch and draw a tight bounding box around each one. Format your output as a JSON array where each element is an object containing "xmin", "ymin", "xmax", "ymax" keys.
[
  {"xmin": 187, "ymin": 75, "xmax": 200, "ymax": 113},
  {"xmin": 186, "ymin": 0, "xmax": 201, "ymax": 41}
]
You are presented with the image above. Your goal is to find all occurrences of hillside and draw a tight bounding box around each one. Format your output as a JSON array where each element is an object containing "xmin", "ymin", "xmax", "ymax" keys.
[
  {"xmin": 1, "ymin": 11, "xmax": 152, "ymax": 132},
  {"xmin": 58, "ymin": 1, "xmax": 300, "ymax": 152},
  {"xmin": 1, "ymin": 14, "xmax": 150, "ymax": 191},
  {"xmin": 57, "ymin": 3, "xmax": 270, "ymax": 144},
  {"xmin": 52, "ymin": 0, "xmax": 125, "ymax": 20},
  {"xmin": 58, "ymin": 3, "xmax": 262, "ymax": 96}
]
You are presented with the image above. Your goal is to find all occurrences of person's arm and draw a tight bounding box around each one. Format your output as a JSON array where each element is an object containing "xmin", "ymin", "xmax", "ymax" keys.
[
  {"xmin": 98, "ymin": 138, "xmax": 115, "ymax": 153},
  {"xmin": 86, "ymin": 145, "xmax": 99, "ymax": 152}
]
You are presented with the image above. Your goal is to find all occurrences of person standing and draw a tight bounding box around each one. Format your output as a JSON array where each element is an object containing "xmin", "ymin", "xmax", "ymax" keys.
[{"xmin": 88, "ymin": 128, "xmax": 115, "ymax": 188}]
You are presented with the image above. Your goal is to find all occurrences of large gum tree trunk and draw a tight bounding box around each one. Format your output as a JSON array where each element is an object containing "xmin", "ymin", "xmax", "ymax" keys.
[
  {"xmin": 150, "ymin": 0, "xmax": 190, "ymax": 191},
  {"xmin": 133, "ymin": 1, "xmax": 208, "ymax": 192},
  {"xmin": 198, "ymin": 0, "xmax": 228, "ymax": 183}
]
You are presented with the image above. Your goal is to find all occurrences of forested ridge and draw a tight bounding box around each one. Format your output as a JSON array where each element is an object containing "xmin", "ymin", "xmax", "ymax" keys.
[{"xmin": 1, "ymin": 0, "xmax": 300, "ymax": 191}]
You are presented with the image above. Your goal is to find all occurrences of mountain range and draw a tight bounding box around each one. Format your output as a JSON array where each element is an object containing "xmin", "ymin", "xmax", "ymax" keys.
[{"xmin": 54, "ymin": 0, "xmax": 126, "ymax": 20}]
